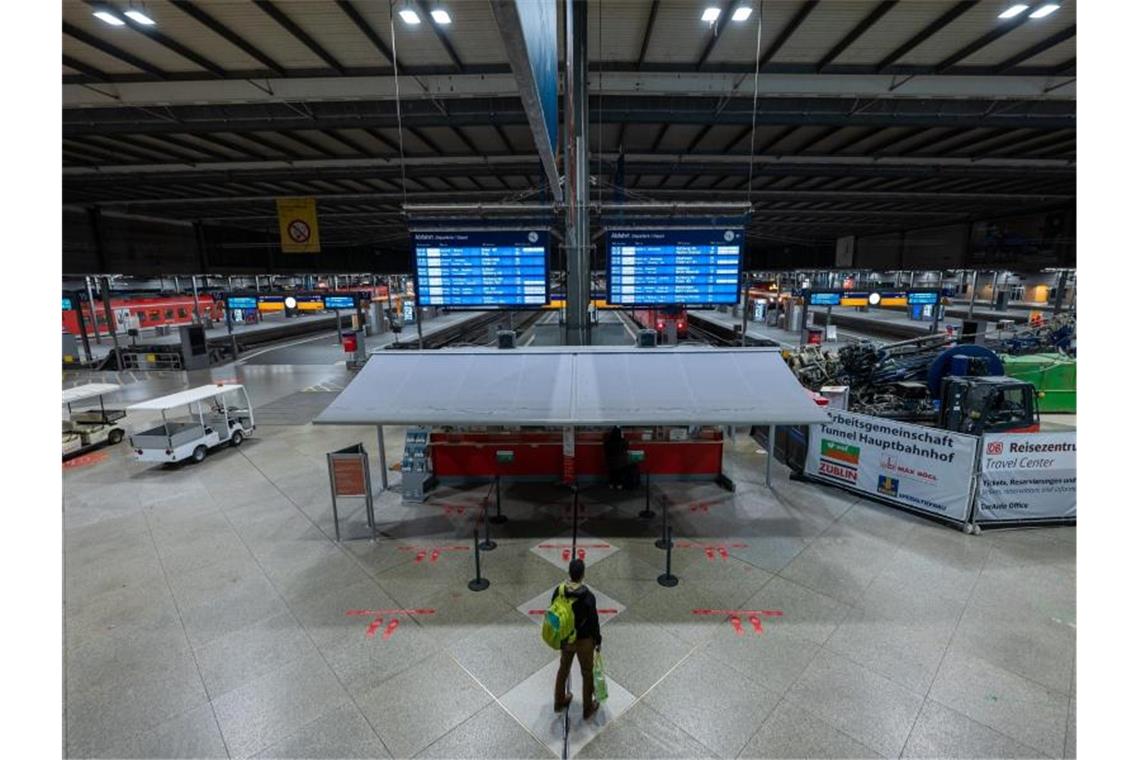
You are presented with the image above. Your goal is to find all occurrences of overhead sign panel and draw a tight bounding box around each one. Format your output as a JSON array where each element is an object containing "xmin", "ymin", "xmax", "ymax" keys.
[
  {"xmin": 226, "ymin": 296, "xmax": 257, "ymax": 310},
  {"xmin": 323, "ymin": 295, "xmax": 357, "ymax": 310},
  {"xmin": 907, "ymin": 290, "xmax": 941, "ymax": 305},
  {"xmin": 489, "ymin": 0, "xmax": 560, "ymax": 201},
  {"xmin": 276, "ymin": 197, "xmax": 321, "ymax": 253},
  {"xmin": 808, "ymin": 292, "xmax": 842, "ymax": 306},
  {"xmin": 413, "ymin": 230, "xmax": 550, "ymax": 308},
  {"xmin": 606, "ymin": 229, "xmax": 743, "ymax": 306}
]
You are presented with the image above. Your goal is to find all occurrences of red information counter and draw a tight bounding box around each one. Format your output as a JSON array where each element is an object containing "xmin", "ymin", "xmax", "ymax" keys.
[{"xmin": 430, "ymin": 428, "xmax": 724, "ymax": 483}]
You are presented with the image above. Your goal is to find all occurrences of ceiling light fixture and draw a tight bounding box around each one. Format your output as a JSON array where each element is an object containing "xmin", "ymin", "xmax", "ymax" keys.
[
  {"xmin": 1029, "ymin": 3, "xmax": 1061, "ymax": 18},
  {"xmin": 430, "ymin": 9, "xmax": 452, "ymax": 25},
  {"xmin": 732, "ymin": 6, "xmax": 753, "ymax": 22},
  {"xmin": 998, "ymin": 4, "xmax": 1029, "ymax": 18},
  {"xmin": 93, "ymin": 10, "xmax": 125, "ymax": 26},
  {"xmin": 398, "ymin": 6, "xmax": 422, "ymax": 25},
  {"xmin": 123, "ymin": 9, "xmax": 156, "ymax": 25},
  {"xmin": 701, "ymin": 7, "xmax": 721, "ymax": 24}
]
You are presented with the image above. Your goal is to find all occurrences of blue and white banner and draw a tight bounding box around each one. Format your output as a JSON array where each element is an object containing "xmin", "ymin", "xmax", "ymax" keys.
[{"xmin": 975, "ymin": 432, "xmax": 1076, "ymax": 522}]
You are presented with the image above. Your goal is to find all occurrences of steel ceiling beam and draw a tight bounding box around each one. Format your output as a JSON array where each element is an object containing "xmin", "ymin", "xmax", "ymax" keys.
[
  {"xmin": 334, "ymin": 0, "xmax": 395, "ymax": 66},
  {"xmin": 936, "ymin": 12, "xmax": 1031, "ymax": 73},
  {"xmin": 992, "ymin": 25, "xmax": 1076, "ymax": 73},
  {"xmin": 252, "ymin": 1, "xmax": 346, "ymax": 75},
  {"xmin": 62, "ymin": 54, "xmax": 108, "ymax": 81},
  {"xmin": 758, "ymin": 0, "xmax": 819, "ymax": 68},
  {"xmin": 82, "ymin": 0, "xmax": 227, "ymax": 78},
  {"xmin": 62, "ymin": 22, "xmax": 168, "ymax": 79},
  {"xmin": 876, "ymin": 1, "xmax": 977, "ymax": 72},
  {"xmin": 817, "ymin": 1, "xmax": 897, "ymax": 73},
  {"xmin": 169, "ymin": 0, "xmax": 285, "ymax": 76},
  {"xmin": 637, "ymin": 0, "xmax": 660, "ymax": 69},
  {"xmin": 415, "ymin": 0, "xmax": 464, "ymax": 71}
]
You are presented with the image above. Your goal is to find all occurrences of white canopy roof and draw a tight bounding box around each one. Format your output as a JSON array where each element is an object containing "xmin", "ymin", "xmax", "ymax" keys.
[
  {"xmin": 128, "ymin": 384, "xmax": 245, "ymax": 412},
  {"xmin": 314, "ymin": 347, "xmax": 829, "ymax": 427},
  {"xmin": 62, "ymin": 383, "xmax": 121, "ymax": 404}
]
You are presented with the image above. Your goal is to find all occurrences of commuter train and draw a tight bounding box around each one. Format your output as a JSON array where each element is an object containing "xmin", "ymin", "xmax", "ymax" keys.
[
  {"xmin": 632, "ymin": 306, "xmax": 688, "ymax": 338},
  {"xmin": 62, "ymin": 293, "xmax": 222, "ymax": 336}
]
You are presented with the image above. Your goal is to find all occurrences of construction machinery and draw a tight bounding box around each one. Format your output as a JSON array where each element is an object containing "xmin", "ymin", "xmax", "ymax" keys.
[{"xmin": 939, "ymin": 376, "xmax": 1040, "ymax": 434}]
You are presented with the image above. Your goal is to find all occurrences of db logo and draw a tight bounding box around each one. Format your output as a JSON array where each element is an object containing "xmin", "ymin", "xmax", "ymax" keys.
[{"xmin": 987, "ymin": 441, "xmax": 1004, "ymax": 455}]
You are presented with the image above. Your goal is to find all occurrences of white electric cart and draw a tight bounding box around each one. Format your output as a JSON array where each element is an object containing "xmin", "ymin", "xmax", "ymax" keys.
[{"xmin": 127, "ymin": 384, "xmax": 255, "ymax": 464}]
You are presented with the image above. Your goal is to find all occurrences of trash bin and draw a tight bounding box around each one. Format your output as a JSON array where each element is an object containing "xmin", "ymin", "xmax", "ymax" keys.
[
  {"xmin": 807, "ymin": 327, "xmax": 824, "ymax": 345},
  {"xmin": 342, "ymin": 332, "xmax": 358, "ymax": 353}
]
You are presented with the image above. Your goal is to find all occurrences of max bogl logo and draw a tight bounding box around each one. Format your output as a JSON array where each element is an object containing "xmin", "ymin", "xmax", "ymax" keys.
[{"xmin": 987, "ymin": 441, "xmax": 1004, "ymax": 455}]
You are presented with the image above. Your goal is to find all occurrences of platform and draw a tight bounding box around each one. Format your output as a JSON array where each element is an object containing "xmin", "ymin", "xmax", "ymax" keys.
[{"xmin": 62, "ymin": 362, "xmax": 1075, "ymax": 759}]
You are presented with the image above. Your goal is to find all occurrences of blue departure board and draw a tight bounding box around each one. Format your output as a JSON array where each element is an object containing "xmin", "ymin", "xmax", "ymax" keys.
[
  {"xmin": 413, "ymin": 230, "xmax": 550, "ymax": 307},
  {"xmin": 808, "ymin": 292, "xmax": 842, "ymax": 306},
  {"xmin": 62, "ymin": 297, "xmax": 73, "ymax": 310},
  {"xmin": 606, "ymin": 228, "xmax": 743, "ymax": 306},
  {"xmin": 226, "ymin": 296, "xmax": 257, "ymax": 310},
  {"xmin": 907, "ymin": 290, "xmax": 940, "ymax": 305},
  {"xmin": 323, "ymin": 295, "xmax": 356, "ymax": 310}
]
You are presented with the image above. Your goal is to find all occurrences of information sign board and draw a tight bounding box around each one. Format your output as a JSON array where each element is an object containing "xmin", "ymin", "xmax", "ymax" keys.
[
  {"xmin": 975, "ymin": 432, "xmax": 1076, "ymax": 522},
  {"xmin": 226, "ymin": 296, "xmax": 258, "ymax": 310},
  {"xmin": 606, "ymin": 228, "xmax": 742, "ymax": 306},
  {"xmin": 323, "ymin": 295, "xmax": 356, "ymax": 310},
  {"xmin": 907, "ymin": 290, "xmax": 940, "ymax": 305},
  {"xmin": 808, "ymin": 292, "xmax": 842, "ymax": 306},
  {"xmin": 413, "ymin": 230, "xmax": 550, "ymax": 307}
]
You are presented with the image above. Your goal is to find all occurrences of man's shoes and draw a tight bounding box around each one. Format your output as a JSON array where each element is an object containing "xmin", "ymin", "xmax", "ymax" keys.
[
  {"xmin": 554, "ymin": 693, "xmax": 573, "ymax": 713},
  {"xmin": 583, "ymin": 700, "xmax": 600, "ymax": 721}
]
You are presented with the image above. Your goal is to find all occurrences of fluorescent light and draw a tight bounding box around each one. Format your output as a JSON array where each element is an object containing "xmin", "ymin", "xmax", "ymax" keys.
[
  {"xmin": 123, "ymin": 10, "xmax": 156, "ymax": 25},
  {"xmin": 1029, "ymin": 3, "xmax": 1060, "ymax": 18},
  {"xmin": 92, "ymin": 10, "xmax": 125, "ymax": 26},
  {"xmin": 998, "ymin": 4, "xmax": 1029, "ymax": 18},
  {"xmin": 701, "ymin": 7, "xmax": 721, "ymax": 23},
  {"xmin": 398, "ymin": 9, "xmax": 421, "ymax": 25},
  {"xmin": 430, "ymin": 9, "xmax": 451, "ymax": 25},
  {"xmin": 732, "ymin": 6, "xmax": 753, "ymax": 22}
]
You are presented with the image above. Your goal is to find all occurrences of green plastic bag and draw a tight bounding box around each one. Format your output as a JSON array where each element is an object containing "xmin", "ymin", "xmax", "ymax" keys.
[{"xmin": 593, "ymin": 650, "xmax": 608, "ymax": 702}]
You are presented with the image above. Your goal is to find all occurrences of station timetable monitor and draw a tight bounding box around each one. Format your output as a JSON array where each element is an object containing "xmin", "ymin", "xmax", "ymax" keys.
[
  {"xmin": 606, "ymin": 228, "xmax": 743, "ymax": 306},
  {"xmin": 413, "ymin": 230, "xmax": 550, "ymax": 307},
  {"xmin": 322, "ymin": 295, "xmax": 356, "ymax": 310}
]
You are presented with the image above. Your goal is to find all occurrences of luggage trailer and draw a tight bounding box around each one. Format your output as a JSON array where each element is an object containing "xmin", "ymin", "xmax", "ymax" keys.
[
  {"xmin": 62, "ymin": 382, "xmax": 126, "ymax": 457},
  {"xmin": 127, "ymin": 384, "xmax": 255, "ymax": 464}
]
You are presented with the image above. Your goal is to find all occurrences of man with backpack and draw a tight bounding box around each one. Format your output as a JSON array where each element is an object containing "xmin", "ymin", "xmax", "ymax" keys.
[{"xmin": 545, "ymin": 558, "xmax": 602, "ymax": 720}]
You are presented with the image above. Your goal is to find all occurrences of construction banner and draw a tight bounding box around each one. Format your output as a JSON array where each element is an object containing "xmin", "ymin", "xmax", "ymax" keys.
[
  {"xmin": 805, "ymin": 410, "xmax": 979, "ymax": 523},
  {"xmin": 975, "ymin": 432, "xmax": 1076, "ymax": 522},
  {"xmin": 276, "ymin": 197, "xmax": 321, "ymax": 253}
]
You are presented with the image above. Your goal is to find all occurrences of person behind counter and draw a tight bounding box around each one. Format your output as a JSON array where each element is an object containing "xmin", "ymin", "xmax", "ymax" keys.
[{"xmin": 602, "ymin": 426, "xmax": 639, "ymax": 490}]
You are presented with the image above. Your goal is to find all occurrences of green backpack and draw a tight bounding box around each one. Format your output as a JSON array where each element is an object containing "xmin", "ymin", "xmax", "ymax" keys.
[{"xmin": 542, "ymin": 583, "xmax": 577, "ymax": 649}]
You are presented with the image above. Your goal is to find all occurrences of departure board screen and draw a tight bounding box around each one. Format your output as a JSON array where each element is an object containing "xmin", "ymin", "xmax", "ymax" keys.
[
  {"xmin": 62, "ymin": 297, "xmax": 73, "ymax": 310},
  {"xmin": 606, "ymin": 228, "xmax": 743, "ymax": 306},
  {"xmin": 907, "ymin": 290, "xmax": 940, "ymax": 306},
  {"xmin": 323, "ymin": 295, "xmax": 356, "ymax": 310},
  {"xmin": 226, "ymin": 296, "xmax": 257, "ymax": 310},
  {"xmin": 808, "ymin": 292, "xmax": 842, "ymax": 306},
  {"xmin": 413, "ymin": 230, "xmax": 550, "ymax": 307}
]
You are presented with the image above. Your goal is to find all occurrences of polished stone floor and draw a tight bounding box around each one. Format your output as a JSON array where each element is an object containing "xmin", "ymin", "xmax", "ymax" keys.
[{"xmin": 63, "ymin": 363, "xmax": 1075, "ymax": 759}]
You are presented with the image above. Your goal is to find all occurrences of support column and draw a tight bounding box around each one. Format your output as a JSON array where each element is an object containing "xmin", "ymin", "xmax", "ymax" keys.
[
  {"xmin": 563, "ymin": 0, "xmax": 590, "ymax": 346},
  {"xmin": 1053, "ymin": 269, "xmax": 1069, "ymax": 315},
  {"xmin": 85, "ymin": 276, "xmax": 102, "ymax": 344},
  {"xmin": 376, "ymin": 425, "xmax": 389, "ymax": 491},
  {"xmin": 766, "ymin": 424, "xmax": 775, "ymax": 487},
  {"xmin": 968, "ymin": 270, "xmax": 979, "ymax": 318},
  {"xmin": 191, "ymin": 274, "xmax": 202, "ymax": 325},
  {"xmin": 99, "ymin": 276, "xmax": 121, "ymax": 366}
]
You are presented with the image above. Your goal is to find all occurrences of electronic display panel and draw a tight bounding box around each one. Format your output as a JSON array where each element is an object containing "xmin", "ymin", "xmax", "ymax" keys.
[
  {"xmin": 413, "ymin": 230, "xmax": 550, "ymax": 307},
  {"xmin": 809, "ymin": 292, "xmax": 842, "ymax": 306},
  {"xmin": 606, "ymin": 228, "xmax": 743, "ymax": 306},
  {"xmin": 907, "ymin": 290, "xmax": 941, "ymax": 306},
  {"xmin": 62, "ymin": 297, "xmax": 73, "ymax": 310},
  {"xmin": 323, "ymin": 295, "xmax": 357, "ymax": 310},
  {"xmin": 226, "ymin": 296, "xmax": 258, "ymax": 310}
]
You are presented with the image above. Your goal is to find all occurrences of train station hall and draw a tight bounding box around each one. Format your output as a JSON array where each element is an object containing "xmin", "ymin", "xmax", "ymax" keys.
[{"xmin": 11, "ymin": 0, "xmax": 1129, "ymax": 758}]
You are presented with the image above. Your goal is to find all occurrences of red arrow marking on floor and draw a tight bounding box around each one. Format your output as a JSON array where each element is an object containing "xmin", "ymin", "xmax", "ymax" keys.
[
  {"xmin": 63, "ymin": 451, "xmax": 109, "ymax": 469},
  {"xmin": 730, "ymin": 616, "xmax": 744, "ymax": 636},
  {"xmin": 414, "ymin": 550, "xmax": 426, "ymax": 563},
  {"xmin": 578, "ymin": 548, "xmax": 586, "ymax": 560},
  {"xmin": 382, "ymin": 619, "xmax": 400, "ymax": 640},
  {"xmin": 430, "ymin": 548, "xmax": 440, "ymax": 563},
  {"xmin": 365, "ymin": 616, "xmax": 384, "ymax": 638},
  {"xmin": 562, "ymin": 548, "xmax": 570, "ymax": 561},
  {"xmin": 704, "ymin": 547, "xmax": 715, "ymax": 561},
  {"xmin": 718, "ymin": 546, "xmax": 729, "ymax": 560},
  {"xmin": 749, "ymin": 615, "xmax": 763, "ymax": 634},
  {"xmin": 690, "ymin": 609, "xmax": 783, "ymax": 617}
]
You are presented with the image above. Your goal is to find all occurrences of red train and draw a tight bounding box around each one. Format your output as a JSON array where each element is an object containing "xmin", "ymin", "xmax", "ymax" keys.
[
  {"xmin": 63, "ymin": 294, "xmax": 223, "ymax": 336},
  {"xmin": 633, "ymin": 306, "xmax": 688, "ymax": 338}
]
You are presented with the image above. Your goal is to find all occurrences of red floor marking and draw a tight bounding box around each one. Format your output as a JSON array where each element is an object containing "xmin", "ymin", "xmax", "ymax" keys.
[
  {"xmin": 365, "ymin": 616, "xmax": 384, "ymax": 638},
  {"xmin": 749, "ymin": 615, "xmax": 763, "ymax": 634},
  {"xmin": 429, "ymin": 548, "xmax": 440, "ymax": 563},
  {"xmin": 704, "ymin": 547, "xmax": 715, "ymax": 561},
  {"xmin": 577, "ymin": 548, "xmax": 585, "ymax": 560},
  {"xmin": 561, "ymin": 548, "xmax": 570, "ymax": 561},
  {"xmin": 718, "ymin": 546, "xmax": 729, "ymax": 560},
  {"xmin": 414, "ymin": 550, "xmax": 426, "ymax": 563},
  {"xmin": 730, "ymin": 616, "xmax": 744, "ymax": 636},
  {"xmin": 689, "ymin": 502, "xmax": 710, "ymax": 513},
  {"xmin": 382, "ymin": 619, "xmax": 400, "ymax": 640},
  {"xmin": 63, "ymin": 451, "xmax": 109, "ymax": 469}
]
